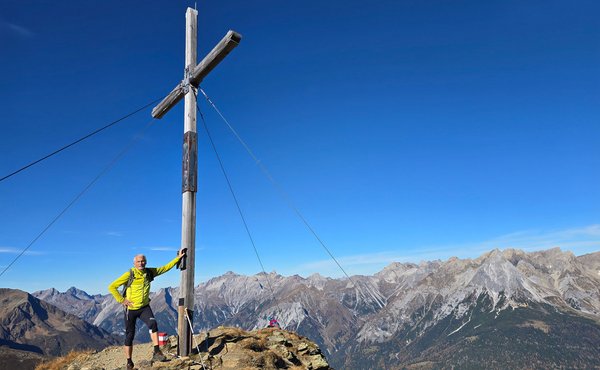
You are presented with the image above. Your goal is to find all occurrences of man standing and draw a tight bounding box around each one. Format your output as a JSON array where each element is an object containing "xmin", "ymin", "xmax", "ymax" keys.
[{"xmin": 108, "ymin": 250, "xmax": 185, "ymax": 369}]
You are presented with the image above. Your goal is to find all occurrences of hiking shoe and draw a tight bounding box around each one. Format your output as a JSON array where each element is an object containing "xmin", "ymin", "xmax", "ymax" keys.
[
  {"xmin": 152, "ymin": 350, "xmax": 167, "ymax": 362},
  {"xmin": 126, "ymin": 361, "xmax": 135, "ymax": 370}
]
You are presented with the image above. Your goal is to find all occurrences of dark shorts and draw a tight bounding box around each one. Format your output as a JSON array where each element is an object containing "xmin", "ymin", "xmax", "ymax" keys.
[{"xmin": 124, "ymin": 305, "xmax": 158, "ymax": 346}]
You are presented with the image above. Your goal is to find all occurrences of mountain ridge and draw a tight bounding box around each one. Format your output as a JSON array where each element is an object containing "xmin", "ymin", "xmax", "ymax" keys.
[
  {"xmin": 0, "ymin": 288, "xmax": 118, "ymax": 359},
  {"xmin": 31, "ymin": 247, "xmax": 600, "ymax": 369}
]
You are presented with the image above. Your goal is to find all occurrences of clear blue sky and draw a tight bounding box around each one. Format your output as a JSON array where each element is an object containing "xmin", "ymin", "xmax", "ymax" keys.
[{"xmin": 1, "ymin": 0, "xmax": 598, "ymax": 294}]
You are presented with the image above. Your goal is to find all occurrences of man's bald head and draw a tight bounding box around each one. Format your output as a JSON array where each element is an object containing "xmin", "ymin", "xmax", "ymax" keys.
[{"xmin": 133, "ymin": 254, "xmax": 147, "ymax": 270}]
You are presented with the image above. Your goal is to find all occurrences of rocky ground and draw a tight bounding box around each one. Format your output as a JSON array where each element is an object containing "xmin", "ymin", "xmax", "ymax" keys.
[{"xmin": 37, "ymin": 326, "xmax": 333, "ymax": 370}]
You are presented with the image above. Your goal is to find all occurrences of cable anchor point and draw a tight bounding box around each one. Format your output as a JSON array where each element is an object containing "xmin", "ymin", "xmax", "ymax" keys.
[{"xmin": 182, "ymin": 67, "xmax": 192, "ymax": 94}]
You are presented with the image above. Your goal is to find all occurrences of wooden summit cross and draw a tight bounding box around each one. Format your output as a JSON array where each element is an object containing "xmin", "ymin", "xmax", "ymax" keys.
[{"xmin": 151, "ymin": 8, "xmax": 241, "ymax": 357}]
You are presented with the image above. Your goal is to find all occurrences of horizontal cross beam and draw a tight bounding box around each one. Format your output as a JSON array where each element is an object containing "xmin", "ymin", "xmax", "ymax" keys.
[{"xmin": 152, "ymin": 30, "xmax": 242, "ymax": 119}]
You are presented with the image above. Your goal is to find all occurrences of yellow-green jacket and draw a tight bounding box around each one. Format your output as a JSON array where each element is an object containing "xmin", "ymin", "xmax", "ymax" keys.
[{"xmin": 108, "ymin": 256, "xmax": 180, "ymax": 311}]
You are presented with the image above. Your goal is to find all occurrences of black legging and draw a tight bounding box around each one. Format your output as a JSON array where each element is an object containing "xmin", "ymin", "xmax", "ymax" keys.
[{"xmin": 124, "ymin": 305, "xmax": 158, "ymax": 346}]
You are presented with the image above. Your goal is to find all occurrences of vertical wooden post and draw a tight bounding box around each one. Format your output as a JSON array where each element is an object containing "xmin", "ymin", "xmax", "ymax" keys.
[
  {"xmin": 178, "ymin": 7, "xmax": 198, "ymax": 357},
  {"xmin": 151, "ymin": 6, "xmax": 240, "ymax": 357}
]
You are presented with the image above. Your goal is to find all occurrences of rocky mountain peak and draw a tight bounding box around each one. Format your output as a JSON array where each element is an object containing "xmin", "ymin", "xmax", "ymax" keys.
[
  {"xmin": 66, "ymin": 286, "xmax": 93, "ymax": 300},
  {"xmin": 307, "ymin": 272, "xmax": 325, "ymax": 280},
  {"xmin": 577, "ymin": 250, "xmax": 600, "ymax": 271},
  {"xmin": 0, "ymin": 288, "xmax": 117, "ymax": 357},
  {"xmin": 501, "ymin": 247, "xmax": 527, "ymax": 261},
  {"xmin": 306, "ymin": 273, "xmax": 330, "ymax": 289},
  {"xmin": 378, "ymin": 261, "xmax": 418, "ymax": 275},
  {"xmin": 41, "ymin": 326, "xmax": 332, "ymax": 370},
  {"xmin": 31, "ymin": 287, "xmax": 59, "ymax": 302},
  {"xmin": 468, "ymin": 254, "xmax": 527, "ymax": 304}
]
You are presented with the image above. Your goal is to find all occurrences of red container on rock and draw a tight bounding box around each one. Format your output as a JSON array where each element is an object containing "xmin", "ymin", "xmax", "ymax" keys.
[{"xmin": 158, "ymin": 332, "xmax": 168, "ymax": 346}]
